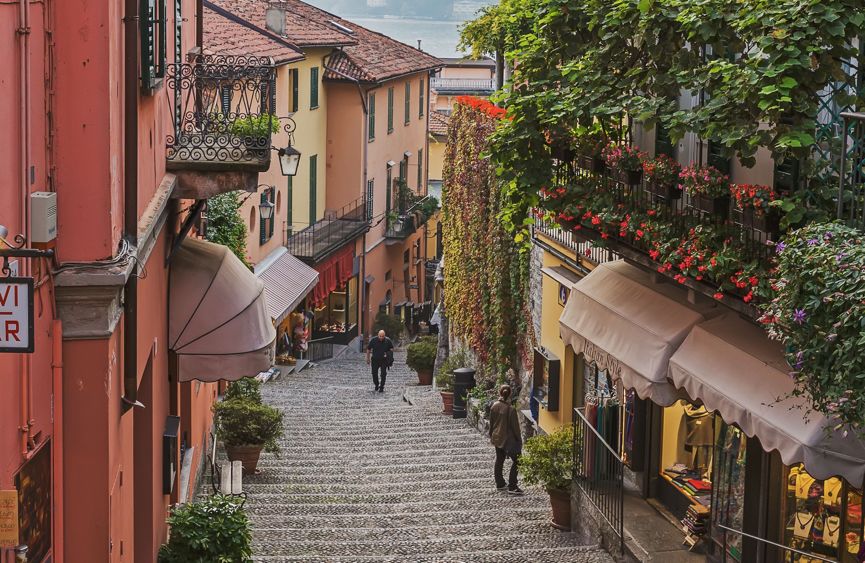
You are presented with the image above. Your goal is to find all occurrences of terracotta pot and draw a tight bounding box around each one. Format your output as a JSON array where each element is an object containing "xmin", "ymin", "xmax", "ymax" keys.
[
  {"xmin": 591, "ymin": 156, "xmax": 607, "ymax": 174},
  {"xmin": 440, "ymin": 391, "xmax": 454, "ymax": 415},
  {"xmin": 417, "ymin": 368, "xmax": 433, "ymax": 385},
  {"xmin": 226, "ymin": 444, "xmax": 263, "ymax": 475},
  {"xmin": 547, "ymin": 487, "xmax": 572, "ymax": 530}
]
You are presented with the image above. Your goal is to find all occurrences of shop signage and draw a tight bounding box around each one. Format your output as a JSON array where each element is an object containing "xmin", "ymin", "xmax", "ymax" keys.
[
  {"xmin": 582, "ymin": 340, "xmax": 623, "ymax": 380},
  {"xmin": 0, "ymin": 278, "xmax": 33, "ymax": 353},
  {"xmin": 0, "ymin": 490, "xmax": 18, "ymax": 547}
]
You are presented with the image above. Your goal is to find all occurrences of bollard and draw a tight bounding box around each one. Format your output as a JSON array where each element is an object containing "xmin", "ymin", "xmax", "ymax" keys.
[{"xmin": 452, "ymin": 367, "xmax": 476, "ymax": 419}]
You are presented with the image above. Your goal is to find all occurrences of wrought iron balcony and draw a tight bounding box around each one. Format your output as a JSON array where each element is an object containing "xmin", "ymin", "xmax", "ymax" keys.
[
  {"xmin": 430, "ymin": 77, "xmax": 495, "ymax": 94},
  {"xmin": 384, "ymin": 195, "xmax": 434, "ymax": 242},
  {"xmin": 286, "ymin": 197, "xmax": 369, "ymax": 264},
  {"xmin": 166, "ymin": 54, "xmax": 281, "ymax": 199}
]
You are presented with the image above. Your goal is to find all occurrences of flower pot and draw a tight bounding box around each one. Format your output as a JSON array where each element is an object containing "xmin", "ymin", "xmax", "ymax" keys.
[
  {"xmin": 693, "ymin": 194, "xmax": 730, "ymax": 219},
  {"xmin": 226, "ymin": 444, "xmax": 263, "ymax": 475},
  {"xmin": 547, "ymin": 487, "xmax": 572, "ymax": 530},
  {"xmin": 646, "ymin": 182, "xmax": 682, "ymax": 200},
  {"xmin": 552, "ymin": 145, "xmax": 576, "ymax": 162},
  {"xmin": 591, "ymin": 156, "xmax": 607, "ymax": 174},
  {"xmin": 440, "ymin": 391, "xmax": 454, "ymax": 415},
  {"xmin": 417, "ymin": 368, "xmax": 433, "ymax": 386},
  {"xmin": 741, "ymin": 207, "xmax": 780, "ymax": 236},
  {"xmin": 623, "ymin": 169, "xmax": 643, "ymax": 186}
]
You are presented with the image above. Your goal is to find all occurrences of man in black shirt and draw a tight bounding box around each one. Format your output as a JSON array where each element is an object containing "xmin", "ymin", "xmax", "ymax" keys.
[{"xmin": 366, "ymin": 330, "xmax": 394, "ymax": 392}]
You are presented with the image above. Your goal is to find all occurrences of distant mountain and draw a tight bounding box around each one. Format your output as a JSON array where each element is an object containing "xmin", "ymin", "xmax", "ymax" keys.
[{"xmin": 306, "ymin": 0, "xmax": 492, "ymax": 21}]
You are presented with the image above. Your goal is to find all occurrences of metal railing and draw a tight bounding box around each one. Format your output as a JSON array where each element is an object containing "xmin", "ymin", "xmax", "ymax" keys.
[
  {"xmin": 715, "ymin": 523, "xmax": 836, "ymax": 563},
  {"xmin": 533, "ymin": 217, "xmax": 619, "ymax": 265},
  {"xmin": 166, "ymin": 53, "xmax": 279, "ymax": 168},
  {"xmin": 430, "ymin": 77, "xmax": 496, "ymax": 92},
  {"xmin": 573, "ymin": 407, "xmax": 625, "ymax": 555},
  {"xmin": 307, "ymin": 337, "xmax": 335, "ymax": 362},
  {"xmin": 838, "ymin": 111, "xmax": 865, "ymax": 229},
  {"xmin": 286, "ymin": 196, "xmax": 369, "ymax": 262}
]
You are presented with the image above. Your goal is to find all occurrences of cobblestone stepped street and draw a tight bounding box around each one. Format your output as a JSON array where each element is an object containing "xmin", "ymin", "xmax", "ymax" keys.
[{"xmin": 244, "ymin": 349, "xmax": 614, "ymax": 562}]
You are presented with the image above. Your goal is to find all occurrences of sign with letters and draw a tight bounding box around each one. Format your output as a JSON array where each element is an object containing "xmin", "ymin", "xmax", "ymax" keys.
[
  {"xmin": 0, "ymin": 278, "xmax": 34, "ymax": 353},
  {"xmin": 0, "ymin": 490, "xmax": 18, "ymax": 547}
]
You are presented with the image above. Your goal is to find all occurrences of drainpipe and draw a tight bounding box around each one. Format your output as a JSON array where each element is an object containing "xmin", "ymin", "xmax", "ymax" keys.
[
  {"xmin": 51, "ymin": 319, "xmax": 64, "ymax": 563},
  {"xmin": 196, "ymin": 0, "xmax": 203, "ymax": 50},
  {"xmin": 122, "ymin": 0, "xmax": 140, "ymax": 412}
]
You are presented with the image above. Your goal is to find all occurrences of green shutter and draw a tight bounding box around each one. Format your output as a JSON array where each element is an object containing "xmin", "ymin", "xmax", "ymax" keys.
[
  {"xmin": 310, "ymin": 67, "xmax": 319, "ymax": 109},
  {"xmin": 774, "ymin": 157, "xmax": 800, "ymax": 193},
  {"xmin": 419, "ymin": 78, "xmax": 424, "ymax": 117},
  {"xmin": 417, "ymin": 148, "xmax": 423, "ymax": 189},
  {"xmin": 286, "ymin": 175, "xmax": 293, "ymax": 228},
  {"xmin": 655, "ymin": 124, "xmax": 675, "ymax": 158},
  {"xmin": 387, "ymin": 87, "xmax": 394, "ymax": 133},
  {"xmin": 366, "ymin": 180, "xmax": 374, "ymax": 220},
  {"xmin": 368, "ymin": 93, "xmax": 375, "ymax": 141},
  {"xmin": 259, "ymin": 191, "xmax": 268, "ymax": 245},
  {"xmin": 268, "ymin": 188, "xmax": 275, "ymax": 239},
  {"xmin": 291, "ymin": 69, "xmax": 299, "ymax": 113},
  {"xmin": 386, "ymin": 168, "xmax": 392, "ymax": 215},
  {"xmin": 707, "ymin": 140, "xmax": 731, "ymax": 175},
  {"xmin": 309, "ymin": 155, "xmax": 318, "ymax": 223},
  {"xmin": 404, "ymin": 82, "xmax": 411, "ymax": 124},
  {"xmin": 140, "ymin": 0, "xmax": 166, "ymax": 92}
]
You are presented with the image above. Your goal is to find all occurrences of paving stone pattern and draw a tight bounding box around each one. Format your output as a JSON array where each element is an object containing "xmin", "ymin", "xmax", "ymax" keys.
[{"xmin": 244, "ymin": 349, "xmax": 613, "ymax": 562}]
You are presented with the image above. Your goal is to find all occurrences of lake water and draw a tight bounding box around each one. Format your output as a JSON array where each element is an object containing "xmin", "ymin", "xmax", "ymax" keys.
[{"xmin": 349, "ymin": 16, "xmax": 468, "ymax": 58}]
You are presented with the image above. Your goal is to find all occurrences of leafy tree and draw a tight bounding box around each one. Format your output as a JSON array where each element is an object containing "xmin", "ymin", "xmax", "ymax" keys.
[{"xmin": 206, "ymin": 191, "xmax": 250, "ymax": 267}]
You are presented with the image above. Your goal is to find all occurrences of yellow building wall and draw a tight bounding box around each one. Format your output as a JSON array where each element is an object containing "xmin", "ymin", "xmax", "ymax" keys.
[
  {"xmin": 428, "ymin": 135, "xmax": 446, "ymax": 181},
  {"xmin": 242, "ymin": 48, "xmax": 331, "ymax": 267}
]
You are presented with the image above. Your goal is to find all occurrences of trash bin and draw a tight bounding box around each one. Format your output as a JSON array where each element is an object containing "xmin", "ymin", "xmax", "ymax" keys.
[{"xmin": 452, "ymin": 367, "xmax": 476, "ymax": 419}]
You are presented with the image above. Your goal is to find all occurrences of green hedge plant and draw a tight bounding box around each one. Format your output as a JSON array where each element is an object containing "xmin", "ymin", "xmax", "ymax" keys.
[
  {"xmin": 435, "ymin": 349, "xmax": 472, "ymax": 391},
  {"xmin": 223, "ymin": 377, "xmax": 262, "ymax": 404},
  {"xmin": 158, "ymin": 494, "xmax": 252, "ymax": 563},
  {"xmin": 521, "ymin": 425, "xmax": 575, "ymax": 492},
  {"xmin": 406, "ymin": 337, "xmax": 437, "ymax": 372},
  {"xmin": 213, "ymin": 399, "xmax": 284, "ymax": 453},
  {"xmin": 230, "ymin": 114, "xmax": 280, "ymax": 138}
]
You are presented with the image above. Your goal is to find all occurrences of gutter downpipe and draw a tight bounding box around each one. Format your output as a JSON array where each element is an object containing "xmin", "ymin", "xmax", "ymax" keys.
[
  {"xmin": 51, "ymin": 319, "xmax": 63, "ymax": 563},
  {"xmin": 122, "ymin": 0, "xmax": 140, "ymax": 412},
  {"xmin": 324, "ymin": 54, "xmax": 370, "ymax": 350}
]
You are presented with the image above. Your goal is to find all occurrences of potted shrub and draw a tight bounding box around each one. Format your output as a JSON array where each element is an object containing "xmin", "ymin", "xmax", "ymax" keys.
[
  {"xmin": 213, "ymin": 399, "xmax": 284, "ymax": 475},
  {"xmin": 521, "ymin": 425, "xmax": 575, "ymax": 530},
  {"xmin": 406, "ymin": 336, "xmax": 437, "ymax": 385},
  {"xmin": 730, "ymin": 183, "xmax": 780, "ymax": 235},
  {"xmin": 602, "ymin": 142, "xmax": 647, "ymax": 185},
  {"xmin": 642, "ymin": 154, "xmax": 682, "ymax": 200},
  {"xmin": 223, "ymin": 376, "xmax": 263, "ymax": 404},
  {"xmin": 230, "ymin": 114, "xmax": 280, "ymax": 152},
  {"xmin": 158, "ymin": 494, "xmax": 252, "ymax": 563},
  {"xmin": 680, "ymin": 164, "xmax": 731, "ymax": 218},
  {"xmin": 435, "ymin": 349, "xmax": 470, "ymax": 415}
]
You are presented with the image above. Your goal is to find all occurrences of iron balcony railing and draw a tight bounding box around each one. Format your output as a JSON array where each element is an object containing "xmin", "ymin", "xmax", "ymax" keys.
[
  {"xmin": 533, "ymin": 216, "xmax": 619, "ymax": 265},
  {"xmin": 838, "ymin": 112, "xmax": 865, "ymax": 229},
  {"xmin": 574, "ymin": 407, "xmax": 625, "ymax": 556},
  {"xmin": 287, "ymin": 196, "xmax": 369, "ymax": 264},
  {"xmin": 385, "ymin": 195, "xmax": 434, "ymax": 240},
  {"xmin": 430, "ymin": 77, "xmax": 496, "ymax": 93},
  {"xmin": 166, "ymin": 53, "xmax": 278, "ymax": 171},
  {"xmin": 306, "ymin": 337, "xmax": 335, "ymax": 362}
]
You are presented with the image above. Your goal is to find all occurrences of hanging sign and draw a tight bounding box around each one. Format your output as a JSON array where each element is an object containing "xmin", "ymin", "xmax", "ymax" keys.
[
  {"xmin": 0, "ymin": 278, "xmax": 34, "ymax": 353},
  {"xmin": 0, "ymin": 490, "xmax": 18, "ymax": 547}
]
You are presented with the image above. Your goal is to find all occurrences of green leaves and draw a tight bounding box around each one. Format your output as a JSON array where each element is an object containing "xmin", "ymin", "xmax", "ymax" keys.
[
  {"xmin": 206, "ymin": 192, "xmax": 251, "ymax": 268},
  {"xmin": 521, "ymin": 425, "xmax": 575, "ymax": 491},
  {"xmin": 158, "ymin": 495, "xmax": 253, "ymax": 563}
]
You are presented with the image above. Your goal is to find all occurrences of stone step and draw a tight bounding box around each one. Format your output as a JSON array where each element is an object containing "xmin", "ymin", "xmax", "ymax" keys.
[
  {"xmin": 242, "ymin": 468, "xmax": 497, "ymax": 486},
  {"xmin": 245, "ymin": 495, "xmax": 544, "ymax": 516},
  {"xmin": 251, "ymin": 452, "xmax": 493, "ymax": 469},
  {"xmin": 243, "ymin": 487, "xmax": 546, "ymax": 506},
  {"xmin": 244, "ymin": 463, "xmax": 493, "ymax": 480},
  {"xmin": 243, "ymin": 475, "xmax": 493, "ymax": 494},
  {"xmin": 252, "ymin": 545, "xmax": 605, "ymax": 563}
]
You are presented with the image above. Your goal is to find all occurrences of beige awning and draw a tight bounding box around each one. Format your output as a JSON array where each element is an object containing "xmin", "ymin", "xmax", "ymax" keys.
[
  {"xmin": 257, "ymin": 248, "xmax": 319, "ymax": 326},
  {"xmin": 669, "ymin": 314, "xmax": 865, "ymax": 485},
  {"xmin": 559, "ymin": 261, "xmax": 714, "ymax": 406},
  {"xmin": 541, "ymin": 265, "xmax": 583, "ymax": 287},
  {"xmin": 169, "ymin": 238, "xmax": 275, "ymax": 382}
]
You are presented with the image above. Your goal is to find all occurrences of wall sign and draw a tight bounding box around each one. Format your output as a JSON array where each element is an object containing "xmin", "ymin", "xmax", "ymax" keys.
[
  {"xmin": 0, "ymin": 277, "xmax": 34, "ymax": 353},
  {"xmin": 0, "ymin": 490, "xmax": 18, "ymax": 548}
]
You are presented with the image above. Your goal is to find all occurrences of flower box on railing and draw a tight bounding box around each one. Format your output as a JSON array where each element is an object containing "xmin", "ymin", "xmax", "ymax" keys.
[
  {"xmin": 646, "ymin": 182, "xmax": 682, "ymax": 201},
  {"xmin": 692, "ymin": 194, "xmax": 730, "ymax": 219},
  {"xmin": 622, "ymin": 169, "xmax": 643, "ymax": 186},
  {"xmin": 578, "ymin": 154, "xmax": 606, "ymax": 174},
  {"xmin": 739, "ymin": 208, "xmax": 781, "ymax": 237}
]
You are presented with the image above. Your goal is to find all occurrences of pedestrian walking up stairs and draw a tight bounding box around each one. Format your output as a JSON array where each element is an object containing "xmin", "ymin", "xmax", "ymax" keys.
[{"xmin": 242, "ymin": 349, "xmax": 614, "ymax": 562}]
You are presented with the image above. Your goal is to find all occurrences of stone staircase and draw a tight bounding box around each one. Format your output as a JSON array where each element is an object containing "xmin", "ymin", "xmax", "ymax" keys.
[{"xmin": 244, "ymin": 350, "xmax": 613, "ymax": 562}]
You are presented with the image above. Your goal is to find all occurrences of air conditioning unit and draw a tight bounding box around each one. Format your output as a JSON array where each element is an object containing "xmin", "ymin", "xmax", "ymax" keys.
[{"xmin": 31, "ymin": 192, "xmax": 57, "ymax": 243}]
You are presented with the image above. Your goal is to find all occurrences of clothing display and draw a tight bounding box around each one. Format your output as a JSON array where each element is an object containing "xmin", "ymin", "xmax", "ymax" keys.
[{"xmin": 711, "ymin": 423, "xmax": 746, "ymax": 561}]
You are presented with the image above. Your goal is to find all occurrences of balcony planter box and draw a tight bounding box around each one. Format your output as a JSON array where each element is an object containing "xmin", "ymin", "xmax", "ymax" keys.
[
  {"xmin": 692, "ymin": 194, "xmax": 730, "ymax": 219},
  {"xmin": 646, "ymin": 182, "xmax": 682, "ymax": 200},
  {"xmin": 741, "ymin": 208, "xmax": 780, "ymax": 236},
  {"xmin": 557, "ymin": 217, "xmax": 580, "ymax": 231},
  {"xmin": 622, "ymin": 169, "xmax": 643, "ymax": 186},
  {"xmin": 552, "ymin": 145, "xmax": 576, "ymax": 162}
]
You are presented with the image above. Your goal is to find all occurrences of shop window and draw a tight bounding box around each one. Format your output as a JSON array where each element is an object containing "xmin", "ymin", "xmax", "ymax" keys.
[
  {"xmin": 711, "ymin": 422, "xmax": 748, "ymax": 561},
  {"xmin": 532, "ymin": 347, "xmax": 560, "ymax": 411},
  {"xmin": 659, "ymin": 401, "xmax": 715, "ymax": 520},
  {"xmin": 781, "ymin": 464, "xmax": 863, "ymax": 561}
]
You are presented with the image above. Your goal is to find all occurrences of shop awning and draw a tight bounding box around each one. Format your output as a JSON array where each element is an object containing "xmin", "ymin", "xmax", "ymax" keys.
[
  {"xmin": 310, "ymin": 244, "xmax": 354, "ymax": 308},
  {"xmin": 559, "ymin": 261, "xmax": 714, "ymax": 406},
  {"xmin": 169, "ymin": 238, "xmax": 276, "ymax": 382},
  {"xmin": 257, "ymin": 248, "xmax": 319, "ymax": 326},
  {"xmin": 541, "ymin": 265, "xmax": 582, "ymax": 287},
  {"xmin": 669, "ymin": 314, "xmax": 865, "ymax": 484}
]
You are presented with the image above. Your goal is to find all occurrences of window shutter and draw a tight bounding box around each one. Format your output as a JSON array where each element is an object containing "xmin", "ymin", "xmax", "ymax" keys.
[
  {"xmin": 309, "ymin": 155, "xmax": 318, "ymax": 223},
  {"xmin": 774, "ymin": 157, "xmax": 800, "ymax": 194},
  {"xmin": 140, "ymin": 0, "xmax": 166, "ymax": 92},
  {"xmin": 387, "ymin": 87, "xmax": 394, "ymax": 133},
  {"xmin": 366, "ymin": 180, "xmax": 374, "ymax": 220},
  {"xmin": 404, "ymin": 82, "xmax": 411, "ymax": 124},
  {"xmin": 386, "ymin": 168, "xmax": 392, "ymax": 215},
  {"xmin": 417, "ymin": 148, "xmax": 423, "ymax": 189},
  {"xmin": 310, "ymin": 67, "xmax": 319, "ymax": 108},
  {"xmin": 368, "ymin": 93, "xmax": 375, "ymax": 140},
  {"xmin": 268, "ymin": 188, "xmax": 275, "ymax": 239},
  {"xmin": 707, "ymin": 140, "xmax": 731, "ymax": 176},
  {"xmin": 419, "ymin": 78, "xmax": 424, "ymax": 117},
  {"xmin": 655, "ymin": 124, "xmax": 675, "ymax": 158},
  {"xmin": 220, "ymin": 85, "xmax": 231, "ymax": 116},
  {"xmin": 291, "ymin": 69, "xmax": 299, "ymax": 113},
  {"xmin": 259, "ymin": 191, "xmax": 268, "ymax": 245},
  {"xmin": 286, "ymin": 175, "xmax": 293, "ymax": 228}
]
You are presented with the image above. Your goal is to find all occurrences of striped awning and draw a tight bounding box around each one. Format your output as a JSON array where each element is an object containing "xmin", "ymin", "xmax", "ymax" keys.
[{"xmin": 257, "ymin": 249, "xmax": 319, "ymax": 326}]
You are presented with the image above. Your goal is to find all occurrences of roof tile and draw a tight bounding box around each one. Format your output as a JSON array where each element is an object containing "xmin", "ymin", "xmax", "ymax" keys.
[{"xmin": 203, "ymin": 6, "xmax": 304, "ymax": 62}]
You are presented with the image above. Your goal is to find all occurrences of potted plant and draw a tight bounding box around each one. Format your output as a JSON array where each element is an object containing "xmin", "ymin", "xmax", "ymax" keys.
[
  {"xmin": 435, "ymin": 349, "xmax": 470, "ymax": 415},
  {"xmin": 406, "ymin": 336, "xmax": 437, "ymax": 385},
  {"xmin": 223, "ymin": 376, "xmax": 263, "ymax": 404},
  {"xmin": 158, "ymin": 494, "xmax": 252, "ymax": 563},
  {"xmin": 521, "ymin": 425, "xmax": 575, "ymax": 530},
  {"xmin": 575, "ymin": 129, "xmax": 607, "ymax": 172},
  {"xmin": 680, "ymin": 164, "xmax": 730, "ymax": 218},
  {"xmin": 730, "ymin": 183, "xmax": 780, "ymax": 234},
  {"xmin": 213, "ymin": 399, "xmax": 284, "ymax": 475},
  {"xmin": 642, "ymin": 154, "xmax": 682, "ymax": 200},
  {"xmin": 602, "ymin": 142, "xmax": 647, "ymax": 185},
  {"xmin": 230, "ymin": 114, "xmax": 280, "ymax": 152}
]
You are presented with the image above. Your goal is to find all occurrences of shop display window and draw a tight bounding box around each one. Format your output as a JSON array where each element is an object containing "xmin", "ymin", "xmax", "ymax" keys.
[
  {"xmin": 711, "ymin": 423, "xmax": 747, "ymax": 561},
  {"xmin": 660, "ymin": 402, "xmax": 715, "ymax": 513},
  {"xmin": 781, "ymin": 464, "xmax": 864, "ymax": 562},
  {"xmin": 313, "ymin": 277, "xmax": 358, "ymax": 343}
]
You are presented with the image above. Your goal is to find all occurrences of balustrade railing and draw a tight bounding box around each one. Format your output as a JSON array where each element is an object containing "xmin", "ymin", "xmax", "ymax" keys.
[
  {"xmin": 166, "ymin": 54, "xmax": 279, "ymax": 169},
  {"xmin": 430, "ymin": 77, "xmax": 496, "ymax": 92},
  {"xmin": 287, "ymin": 196, "xmax": 368, "ymax": 262}
]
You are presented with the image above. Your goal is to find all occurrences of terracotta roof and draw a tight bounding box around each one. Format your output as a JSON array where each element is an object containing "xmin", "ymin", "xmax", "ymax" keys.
[
  {"xmin": 203, "ymin": 5, "xmax": 304, "ymax": 63},
  {"xmin": 429, "ymin": 110, "xmax": 450, "ymax": 137},
  {"xmin": 206, "ymin": 0, "xmax": 356, "ymax": 48}
]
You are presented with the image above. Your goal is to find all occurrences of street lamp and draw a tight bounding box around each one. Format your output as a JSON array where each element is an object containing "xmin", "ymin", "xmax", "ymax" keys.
[
  {"xmin": 259, "ymin": 198, "xmax": 275, "ymax": 221},
  {"xmin": 277, "ymin": 145, "xmax": 301, "ymax": 177}
]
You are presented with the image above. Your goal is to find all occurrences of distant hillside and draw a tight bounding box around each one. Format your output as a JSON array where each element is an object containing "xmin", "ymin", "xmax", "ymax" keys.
[{"xmin": 306, "ymin": 0, "xmax": 492, "ymax": 21}]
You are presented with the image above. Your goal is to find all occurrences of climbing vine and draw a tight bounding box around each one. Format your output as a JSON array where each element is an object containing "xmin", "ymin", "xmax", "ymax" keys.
[
  {"xmin": 442, "ymin": 98, "xmax": 531, "ymax": 385},
  {"xmin": 205, "ymin": 191, "xmax": 250, "ymax": 267}
]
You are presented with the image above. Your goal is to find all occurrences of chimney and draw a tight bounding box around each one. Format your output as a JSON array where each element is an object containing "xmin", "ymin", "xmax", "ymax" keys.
[{"xmin": 266, "ymin": 3, "xmax": 286, "ymax": 36}]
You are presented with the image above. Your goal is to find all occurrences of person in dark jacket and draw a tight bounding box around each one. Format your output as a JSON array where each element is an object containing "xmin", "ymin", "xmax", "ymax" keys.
[
  {"xmin": 366, "ymin": 330, "xmax": 394, "ymax": 392},
  {"xmin": 489, "ymin": 385, "xmax": 523, "ymax": 495}
]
